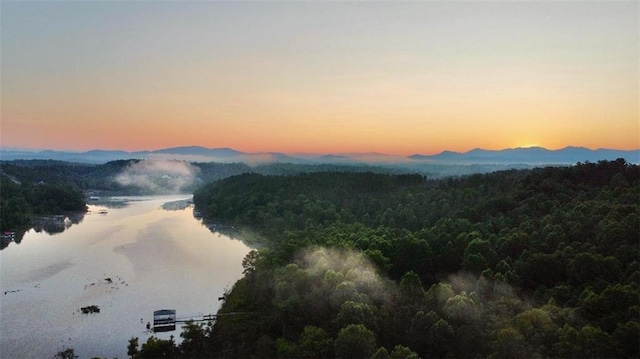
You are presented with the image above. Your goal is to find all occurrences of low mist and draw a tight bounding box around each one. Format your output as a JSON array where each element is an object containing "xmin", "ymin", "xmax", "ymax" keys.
[
  {"xmin": 300, "ymin": 247, "xmax": 392, "ymax": 303},
  {"xmin": 274, "ymin": 247, "xmax": 395, "ymax": 311},
  {"xmin": 115, "ymin": 160, "xmax": 200, "ymax": 194}
]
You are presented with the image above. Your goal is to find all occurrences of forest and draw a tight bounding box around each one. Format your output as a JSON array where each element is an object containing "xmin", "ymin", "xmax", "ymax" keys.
[
  {"xmin": 0, "ymin": 159, "xmax": 426, "ymax": 232},
  {"xmin": 0, "ymin": 159, "xmax": 247, "ymax": 231},
  {"xmin": 125, "ymin": 159, "xmax": 639, "ymax": 358},
  {"xmin": 0, "ymin": 173, "xmax": 86, "ymax": 232}
]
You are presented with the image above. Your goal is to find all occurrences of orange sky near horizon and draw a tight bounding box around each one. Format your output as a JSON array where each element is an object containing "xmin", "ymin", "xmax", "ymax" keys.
[{"xmin": 1, "ymin": 2, "xmax": 638, "ymax": 155}]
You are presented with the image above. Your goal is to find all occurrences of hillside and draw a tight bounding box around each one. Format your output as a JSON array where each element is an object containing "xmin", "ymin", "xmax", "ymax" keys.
[{"xmin": 126, "ymin": 159, "xmax": 640, "ymax": 358}]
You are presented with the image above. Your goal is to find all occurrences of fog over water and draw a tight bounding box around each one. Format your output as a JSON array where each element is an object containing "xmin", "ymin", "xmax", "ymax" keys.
[
  {"xmin": 0, "ymin": 196, "xmax": 251, "ymax": 359},
  {"xmin": 115, "ymin": 160, "xmax": 201, "ymax": 193}
]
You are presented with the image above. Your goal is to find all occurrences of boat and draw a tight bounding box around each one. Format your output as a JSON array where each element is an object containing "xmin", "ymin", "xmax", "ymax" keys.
[{"xmin": 153, "ymin": 309, "xmax": 176, "ymax": 332}]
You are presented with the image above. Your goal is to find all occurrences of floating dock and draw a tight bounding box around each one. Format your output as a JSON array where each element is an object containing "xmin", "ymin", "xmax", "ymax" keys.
[{"xmin": 152, "ymin": 310, "xmax": 248, "ymax": 332}]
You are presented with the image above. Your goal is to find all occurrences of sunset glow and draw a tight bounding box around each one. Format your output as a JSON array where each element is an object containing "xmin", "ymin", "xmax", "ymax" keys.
[{"xmin": 1, "ymin": 1, "xmax": 638, "ymax": 155}]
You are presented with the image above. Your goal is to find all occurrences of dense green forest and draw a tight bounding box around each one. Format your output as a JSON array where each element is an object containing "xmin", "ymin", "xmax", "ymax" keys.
[
  {"xmin": 0, "ymin": 159, "xmax": 413, "ymax": 233},
  {"xmin": 0, "ymin": 159, "xmax": 408, "ymax": 197},
  {"xmin": 0, "ymin": 173, "xmax": 86, "ymax": 232},
  {"xmin": 128, "ymin": 159, "xmax": 638, "ymax": 358}
]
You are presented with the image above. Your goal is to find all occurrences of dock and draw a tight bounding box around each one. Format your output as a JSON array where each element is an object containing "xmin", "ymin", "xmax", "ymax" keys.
[{"xmin": 153, "ymin": 310, "xmax": 248, "ymax": 332}]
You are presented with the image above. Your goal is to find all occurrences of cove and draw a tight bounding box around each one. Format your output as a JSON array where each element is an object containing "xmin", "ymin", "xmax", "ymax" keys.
[{"xmin": 0, "ymin": 195, "xmax": 251, "ymax": 359}]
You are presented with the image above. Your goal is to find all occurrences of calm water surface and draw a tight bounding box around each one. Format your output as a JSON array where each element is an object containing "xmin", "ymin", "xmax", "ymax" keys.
[{"xmin": 0, "ymin": 195, "xmax": 251, "ymax": 358}]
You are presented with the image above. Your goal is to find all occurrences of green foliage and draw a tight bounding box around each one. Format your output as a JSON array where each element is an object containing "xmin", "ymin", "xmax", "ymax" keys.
[
  {"xmin": 297, "ymin": 325, "xmax": 334, "ymax": 358},
  {"xmin": 334, "ymin": 324, "xmax": 376, "ymax": 359},
  {"xmin": 129, "ymin": 159, "xmax": 639, "ymax": 358},
  {"xmin": 127, "ymin": 337, "xmax": 139, "ymax": 358},
  {"xmin": 138, "ymin": 336, "xmax": 179, "ymax": 359},
  {"xmin": 0, "ymin": 174, "xmax": 87, "ymax": 231},
  {"xmin": 371, "ymin": 347, "xmax": 391, "ymax": 359},
  {"xmin": 389, "ymin": 345, "xmax": 419, "ymax": 359},
  {"xmin": 180, "ymin": 321, "xmax": 213, "ymax": 358}
]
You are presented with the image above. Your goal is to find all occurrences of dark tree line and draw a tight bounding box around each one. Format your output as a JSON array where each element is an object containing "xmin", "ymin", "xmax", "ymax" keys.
[
  {"xmin": 0, "ymin": 159, "xmax": 418, "ymax": 233},
  {"xmin": 0, "ymin": 174, "xmax": 87, "ymax": 231},
  {"xmin": 124, "ymin": 159, "xmax": 639, "ymax": 358}
]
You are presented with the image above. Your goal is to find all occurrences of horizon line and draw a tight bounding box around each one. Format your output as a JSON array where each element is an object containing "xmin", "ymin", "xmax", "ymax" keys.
[{"xmin": 1, "ymin": 144, "xmax": 639, "ymax": 158}]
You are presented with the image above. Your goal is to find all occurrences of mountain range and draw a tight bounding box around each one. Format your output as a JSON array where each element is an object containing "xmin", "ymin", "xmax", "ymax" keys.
[
  {"xmin": 409, "ymin": 146, "xmax": 639, "ymax": 164},
  {"xmin": 1, "ymin": 145, "xmax": 638, "ymax": 166}
]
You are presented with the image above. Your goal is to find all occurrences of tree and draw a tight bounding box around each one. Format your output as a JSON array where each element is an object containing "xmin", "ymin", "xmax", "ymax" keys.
[
  {"xmin": 613, "ymin": 320, "xmax": 640, "ymax": 358},
  {"xmin": 138, "ymin": 336, "xmax": 179, "ymax": 359},
  {"xmin": 242, "ymin": 250, "xmax": 259, "ymax": 275},
  {"xmin": 429, "ymin": 318, "xmax": 455, "ymax": 358},
  {"xmin": 389, "ymin": 345, "xmax": 419, "ymax": 359},
  {"xmin": 371, "ymin": 347, "xmax": 391, "ymax": 359},
  {"xmin": 576, "ymin": 325, "xmax": 621, "ymax": 358},
  {"xmin": 513, "ymin": 308, "xmax": 557, "ymax": 356},
  {"xmin": 334, "ymin": 324, "xmax": 376, "ymax": 359},
  {"xmin": 333, "ymin": 301, "xmax": 378, "ymax": 332},
  {"xmin": 180, "ymin": 321, "xmax": 210, "ymax": 358},
  {"xmin": 297, "ymin": 325, "xmax": 334, "ymax": 358},
  {"xmin": 127, "ymin": 337, "xmax": 139, "ymax": 358},
  {"xmin": 399, "ymin": 271, "xmax": 425, "ymax": 305},
  {"xmin": 407, "ymin": 310, "xmax": 438, "ymax": 355},
  {"xmin": 54, "ymin": 348, "xmax": 78, "ymax": 359}
]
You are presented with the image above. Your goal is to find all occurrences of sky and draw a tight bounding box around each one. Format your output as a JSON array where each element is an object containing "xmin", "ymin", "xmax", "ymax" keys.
[{"xmin": 1, "ymin": 1, "xmax": 638, "ymax": 155}]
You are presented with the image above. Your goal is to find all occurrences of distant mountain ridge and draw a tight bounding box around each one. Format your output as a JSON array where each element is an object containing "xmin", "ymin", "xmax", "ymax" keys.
[
  {"xmin": 151, "ymin": 146, "xmax": 243, "ymax": 157},
  {"xmin": 1, "ymin": 145, "xmax": 638, "ymax": 165},
  {"xmin": 409, "ymin": 146, "xmax": 639, "ymax": 164}
]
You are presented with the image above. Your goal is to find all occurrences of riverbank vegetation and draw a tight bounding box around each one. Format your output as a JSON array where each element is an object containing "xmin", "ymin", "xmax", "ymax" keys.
[
  {"xmin": 0, "ymin": 174, "xmax": 86, "ymax": 232},
  {"xmin": 126, "ymin": 159, "xmax": 639, "ymax": 358},
  {"xmin": 0, "ymin": 159, "xmax": 398, "ymax": 198},
  {"xmin": 0, "ymin": 158, "xmax": 485, "ymax": 231}
]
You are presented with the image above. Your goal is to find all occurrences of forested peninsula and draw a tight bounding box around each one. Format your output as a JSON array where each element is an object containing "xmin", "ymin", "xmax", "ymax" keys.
[{"xmin": 127, "ymin": 159, "xmax": 639, "ymax": 358}]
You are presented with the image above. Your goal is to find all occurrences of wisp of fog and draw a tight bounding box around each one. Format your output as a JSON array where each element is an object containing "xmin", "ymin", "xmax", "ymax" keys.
[{"xmin": 115, "ymin": 160, "xmax": 200, "ymax": 194}]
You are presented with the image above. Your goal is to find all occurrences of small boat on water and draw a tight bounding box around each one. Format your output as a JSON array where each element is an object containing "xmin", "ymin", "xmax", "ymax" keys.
[{"xmin": 153, "ymin": 309, "xmax": 176, "ymax": 332}]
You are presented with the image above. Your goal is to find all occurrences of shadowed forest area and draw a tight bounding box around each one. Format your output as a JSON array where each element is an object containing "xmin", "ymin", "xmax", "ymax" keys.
[{"xmin": 125, "ymin": 159, "xmax": 639, "ymax": 358}]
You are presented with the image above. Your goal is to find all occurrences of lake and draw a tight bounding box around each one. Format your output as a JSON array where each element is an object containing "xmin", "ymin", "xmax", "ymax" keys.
[{"xmin": 0, "ymin": 195, "xmax": 252, "ymax": 359}]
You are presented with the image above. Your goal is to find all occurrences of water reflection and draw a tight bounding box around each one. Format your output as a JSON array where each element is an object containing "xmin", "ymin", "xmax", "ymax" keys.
[
  {"xmin": 1, "ymin": 231, "xmax": 21, "ymax": 249},
  {"xmin": 161, "ymin": 198, "xmax": 193, "ymax": 211},
  {"xmin": 32, "ymin": 212, "xmax": 86, "ymax": 235},
  {"xmin": 88, "ymin": 197, "xmax": 131, "ymax": 209},
  {"xmin": 0, "ymin": 195, "xmax": 252, "ymax": 359},
  {"xmin": 1, "ymin": 197, "xmax": 137, "ymax": 250},
  {"xmin": 1, "ymin": 212, "xmax": 87, "ymax": 249}
]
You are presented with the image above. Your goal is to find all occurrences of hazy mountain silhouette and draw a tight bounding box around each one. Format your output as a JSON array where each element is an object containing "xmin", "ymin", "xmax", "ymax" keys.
[
  {"xmin": 1, "ymin": 146, "xmax": 638, "ymax": 165},
  {"xmin": 315, "ymin": 154, "xmax": 357, "ymax": 163},
  {"xmin": 408, "ymin": 146, "xmax": 639, "ymax": 164},
  {"xmin": 152, "ymin": 146, "xmax": 242, "ymax": 158}
]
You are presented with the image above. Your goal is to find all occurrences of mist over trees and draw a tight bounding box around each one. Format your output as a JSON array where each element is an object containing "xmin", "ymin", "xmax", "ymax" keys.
[
  {"xmin": 0, "ymin": 159, "xmax": 409, "ymax": 198},
  {"xmin": 162, "ymin": 158, "xmax": 636, "ymax": 358}
]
